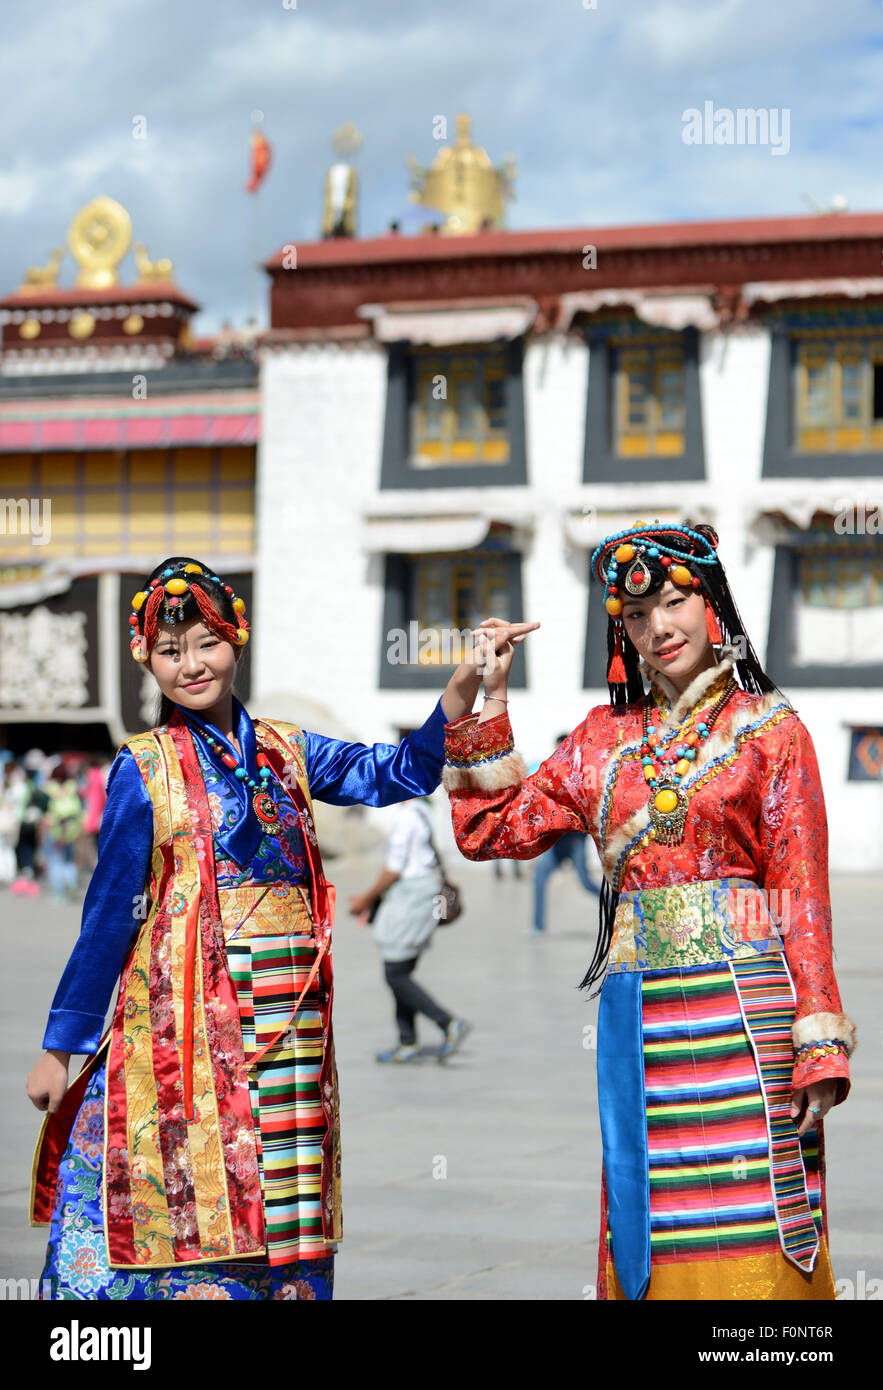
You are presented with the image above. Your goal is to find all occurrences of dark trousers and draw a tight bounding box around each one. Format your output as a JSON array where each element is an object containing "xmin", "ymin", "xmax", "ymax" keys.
[
  {"xmin": 383, "ymin": 957, "xmax": 453, "ymax": 1046},
  {"xmin": 16, "ymin": 830, "xmax": 37, "ymax": 876}
]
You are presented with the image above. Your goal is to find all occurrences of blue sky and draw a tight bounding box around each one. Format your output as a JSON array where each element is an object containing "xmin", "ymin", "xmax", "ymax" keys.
[{"xmin": 3, "ymin": 0, "xmax": 882, "ymax": 333}]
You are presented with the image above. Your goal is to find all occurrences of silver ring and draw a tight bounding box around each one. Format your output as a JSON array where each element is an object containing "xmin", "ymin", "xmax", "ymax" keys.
[{"xmin": 809, "ymin": 1104, "xmax": 822, "ymax": 1114}]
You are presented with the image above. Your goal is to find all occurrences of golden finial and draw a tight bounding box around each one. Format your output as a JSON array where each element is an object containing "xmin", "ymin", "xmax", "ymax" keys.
[
  {"xmin": 332, "ymin": 122, "xmax": 363, "ymax": 158},
  {"xmin": 407, "ymin": 112, "xmax": 516, "ymax": 235},
  {"xmin": 322, "ymin": 124, "xmax": 362, "ymax": 238},
  {"xmin": 67, "ymin": 197, "xmax": 133, "ymax": 289}
]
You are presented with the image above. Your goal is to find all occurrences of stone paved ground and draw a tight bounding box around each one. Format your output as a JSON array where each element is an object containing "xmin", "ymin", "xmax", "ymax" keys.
[{"xmin": 3, "ymin": 843, "xmax": 879, "ymax": 1300}]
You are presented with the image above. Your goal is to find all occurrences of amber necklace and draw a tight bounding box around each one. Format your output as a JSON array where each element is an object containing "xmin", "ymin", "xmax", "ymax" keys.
[{"xmin": 640, "ymin": 674, "xmax": 737, "ymax": 845}]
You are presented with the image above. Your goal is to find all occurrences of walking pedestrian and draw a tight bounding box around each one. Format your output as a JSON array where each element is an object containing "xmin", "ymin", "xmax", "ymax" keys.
[{"xmin": 350, "ymin": 798, "xmax": 470, "ymax": 1063}]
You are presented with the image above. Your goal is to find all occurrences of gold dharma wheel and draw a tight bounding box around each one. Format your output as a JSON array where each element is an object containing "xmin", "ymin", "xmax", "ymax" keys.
[
  {"xmin": 67, "ymin": 197, "xmax": 133, "ymax": 290},
  {"xmin": 19, "ymin": 319, "xmax": 41, "ymax": 339}
]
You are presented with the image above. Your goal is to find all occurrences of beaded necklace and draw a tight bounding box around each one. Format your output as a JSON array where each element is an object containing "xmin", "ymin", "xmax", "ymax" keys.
[
  {"xmin": 641, "ymin": 674, "xmax": 737, "ymax": 844},
  {"xmin": 189, "ymin": 721, "xmax": 282, "ymax": 837}
]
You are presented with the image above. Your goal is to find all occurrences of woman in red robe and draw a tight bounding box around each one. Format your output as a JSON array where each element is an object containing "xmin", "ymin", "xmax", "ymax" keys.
[{"xmin": 442, "ymin": 520, "xmax": 855, "ymax": 1301}]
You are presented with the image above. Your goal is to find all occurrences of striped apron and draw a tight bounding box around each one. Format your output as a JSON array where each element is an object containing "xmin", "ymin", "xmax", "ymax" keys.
[
  {"xmin": 598, "ymin": 877, "xmax": 836, "ymax": 1301},
  {"xmin": 221, "ymin": 881, "xmax": 335, "ymax": 1265}
]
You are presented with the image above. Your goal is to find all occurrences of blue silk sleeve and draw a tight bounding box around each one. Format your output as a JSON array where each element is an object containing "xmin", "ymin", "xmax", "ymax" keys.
[
  {"xmin": 42, "ymin": 749, "xmax": 154, "ymax": 1056},
  {"xmin": 304, "ymin": 698, "xmax": 447, "ymax": 806}
]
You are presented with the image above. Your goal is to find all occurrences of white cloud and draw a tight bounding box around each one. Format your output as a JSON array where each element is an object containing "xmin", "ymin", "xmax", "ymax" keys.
[{"xmin": 0, "ymin": 0, "xmax": 880, "ymax": 332}]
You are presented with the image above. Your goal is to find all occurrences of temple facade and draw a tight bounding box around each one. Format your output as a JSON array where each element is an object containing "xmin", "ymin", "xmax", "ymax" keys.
[
  {"xmin": 1, "ymin": 123, "xmax": 881, "ymax": 868},
  {"xmin": 0, "ymin": 197, "xmax": 257, "ymax": 750}
]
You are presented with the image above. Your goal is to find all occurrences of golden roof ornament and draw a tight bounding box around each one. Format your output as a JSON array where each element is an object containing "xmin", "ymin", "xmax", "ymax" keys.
[
  {"xmin": 67, "ymin": 196, "xmax": 132, "ymax": 289},
  {"xmin": 333, "ymin": 121, "xmax": 363, "ymax": 159},
  {"xmin": 20, "ymin": 246, "xmax": 65, "ymax": 294},
  {"xmin": 134, "ymin": 241, "xmax": 174, "ymax": 282},
  {"xmin": 322, "ymin": 122, "xmax": 363, "ymax": 239},
  {"xmin": 407, "ymin": 113, "xmax": 517, "ymax": 235}
]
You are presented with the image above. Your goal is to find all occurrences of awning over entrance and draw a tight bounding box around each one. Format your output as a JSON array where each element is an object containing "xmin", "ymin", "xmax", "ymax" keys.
[
  {"xmin": 360, "ymin": 505, "xmax": 534, "ymax": 554},
  {"xmin": 356, "ymin": 299, "xmax": 538, "ymax": 345},
  {"xmin": 746, "ymin": 487, "xmax": 883, "ymax": 538}
]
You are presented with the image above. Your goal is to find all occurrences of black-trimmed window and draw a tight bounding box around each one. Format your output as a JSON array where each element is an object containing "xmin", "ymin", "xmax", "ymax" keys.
[
  {"xmin": 794, "ymin": 336, "xmax": 883, "ymax": 452},
  {"xmin": 765, "ymin": 539, "xmax": 883, "ymax": 688},
  {"xmin": 762, "ymin": 309, "xmax": 883, "ymax": 477},
  {"xmin": 380, "ymin": 340, "xmax": 527, "ymax": 488},
  {"xmin": 379, "ymin": 534, "xmax": 526, "ymax": 689},
  {"xmin": 615, "ymin": 343, "xmax": 686, "ymax": 457},
  {"xmin": 583, "ymin": 320, "xmax": 705, "ymax": 482}
]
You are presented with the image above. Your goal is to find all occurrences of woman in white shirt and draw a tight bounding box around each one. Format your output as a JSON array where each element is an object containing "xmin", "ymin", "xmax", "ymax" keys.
[{"xmin": 350, "ymin": 798, "xmax": 470, "ymax": 1063}]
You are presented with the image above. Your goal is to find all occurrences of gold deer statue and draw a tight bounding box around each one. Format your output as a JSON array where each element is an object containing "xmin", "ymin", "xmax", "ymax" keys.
[
  {"xmin": 21, "ymin": 247, "xmax": 65, "ymax": 290},
  {"xmin": 134, "ymin": 242, "xmax": 174, "ymax": 282}
]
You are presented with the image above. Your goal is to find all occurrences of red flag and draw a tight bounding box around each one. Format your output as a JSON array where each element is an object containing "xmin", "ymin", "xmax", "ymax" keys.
[{"xmin": 245, "ymin": 130, "xmax": 272, "ymax": 193}]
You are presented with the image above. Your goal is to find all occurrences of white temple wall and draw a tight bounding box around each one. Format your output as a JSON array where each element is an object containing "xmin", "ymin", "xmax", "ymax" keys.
[{"xmin": 256, "ymin": 330, "xmax": 883, "ymax": 871}]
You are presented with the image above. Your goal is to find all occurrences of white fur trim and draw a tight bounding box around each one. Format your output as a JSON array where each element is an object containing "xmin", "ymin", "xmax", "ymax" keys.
[
  {"xmin": 595, "ymin": 688, "xmax": 790, "ymax": 880},
  {"xmin": 792, "ymin": 1012, "xmax": 857, "ymax": 1056},
  {"xmin": 639, "ymin": 643, "xmax": 742, "ymax": 729},
  {"xmin": 443, "ymin": 750, "xmax": 528, "ymax": 793}
]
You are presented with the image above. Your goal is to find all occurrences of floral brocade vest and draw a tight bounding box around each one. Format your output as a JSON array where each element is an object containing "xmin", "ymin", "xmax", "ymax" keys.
[{"xmin": 31, "ymin": 712, "xmax": 340, "ymax": 1271}]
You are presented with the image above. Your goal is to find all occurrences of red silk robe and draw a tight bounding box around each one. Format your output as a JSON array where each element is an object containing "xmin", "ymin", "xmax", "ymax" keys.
[
  {"xmin": 443, "ymin": 653, "xmax": 856, "ymax": 1300},
  {"xmin": 443, "ymin": 657, "xmax": 854, "ymax": 1096}
]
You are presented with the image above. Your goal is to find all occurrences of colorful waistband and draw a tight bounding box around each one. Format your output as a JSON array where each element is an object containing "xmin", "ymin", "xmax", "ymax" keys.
[
  {"xmin": 607, "ymin": 877, "xmax": 783, "ymax": 973},
  {"xmin": 219, "ymin": 882, "xmax": 314, "ymax": 942}
]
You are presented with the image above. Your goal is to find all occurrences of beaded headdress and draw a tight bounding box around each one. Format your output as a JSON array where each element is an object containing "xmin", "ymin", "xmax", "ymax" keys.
[
  {"xmin": 590, "ymin": 519, "xmax": 723, "ymax": 685},
  {"xmin": 128, "ymin": 562, "xmax": 250, "ymax": 663}
]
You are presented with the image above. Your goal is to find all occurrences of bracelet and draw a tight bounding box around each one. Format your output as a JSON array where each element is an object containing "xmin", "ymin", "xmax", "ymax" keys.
[
  {"xmin": 483, "ymin": 695, "xmax": 508, "ymax": 706},
  {"xmin": 794, "ymin": 1040, "xmax": 849, "ymax": 1063}
]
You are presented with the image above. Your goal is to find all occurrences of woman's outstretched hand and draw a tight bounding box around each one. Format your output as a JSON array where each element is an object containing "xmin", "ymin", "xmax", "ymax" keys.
[
  {"xmin": 469, "ymin": 617, "xmax": 540, "ymax": 701},
  {"xmin": 27, "ymin": 1051, "xmax": 70, "ymax": 1114},
  {"xmin": 440, "ymin": 617, "xmax": 539, "ymax": 722}
]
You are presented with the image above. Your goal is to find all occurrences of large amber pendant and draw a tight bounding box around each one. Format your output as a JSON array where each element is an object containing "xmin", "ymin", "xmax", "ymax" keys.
[{"xmin": 648, "ymin": 779, "xmax": 689, "ymax": 845}]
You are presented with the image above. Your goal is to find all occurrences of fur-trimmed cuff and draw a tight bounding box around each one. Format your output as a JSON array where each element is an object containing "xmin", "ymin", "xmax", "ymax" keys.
[
  {"xmin": 442, "ymin": 712, "xmax": 528, "ymax": 793},
  {"xmin": 792, "ymin": 1011, "xmax": 857, "ymax": 1057}
]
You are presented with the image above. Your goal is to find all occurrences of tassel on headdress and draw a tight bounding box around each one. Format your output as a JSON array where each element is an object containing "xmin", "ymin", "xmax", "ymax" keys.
[
  {"xmin": 606, "ymin": 621, "xmax": 627, "ymax": 684},
  {"xmin": 705, "ymin": 599, "xmax": 723, "ymax": 645}
]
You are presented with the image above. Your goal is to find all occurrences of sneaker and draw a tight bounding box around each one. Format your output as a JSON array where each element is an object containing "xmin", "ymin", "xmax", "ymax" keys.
[
  {"xmin": 438, "ymin": 1019, "xmax": 472, "ymax": 1063},
  {"xmin": 375, "ymin": 1044, "xmax": 421, "ymax": 1064}
]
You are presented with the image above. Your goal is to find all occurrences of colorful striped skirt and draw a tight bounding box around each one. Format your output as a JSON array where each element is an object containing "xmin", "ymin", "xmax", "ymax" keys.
[
  {"xmin": 39, "ymin": 1057, "xmax": 333, "ymax": 1300},
  {"xmin": 596, "ymin": 879, "xmax": 837, "ymax": 1301},
  {"xmin": 40, "ymin": 928, "xmax": 336, "ymax": 1298},
  {"xmin": 226, "ymin": 932, "xmax": 336, "ymax": 1264}
]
